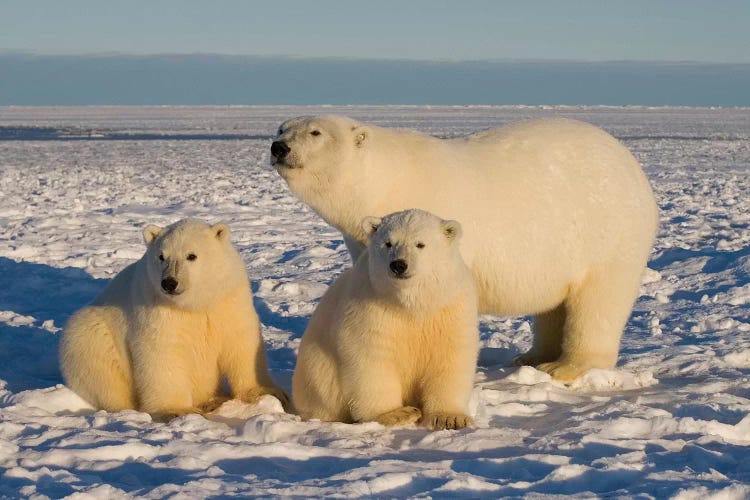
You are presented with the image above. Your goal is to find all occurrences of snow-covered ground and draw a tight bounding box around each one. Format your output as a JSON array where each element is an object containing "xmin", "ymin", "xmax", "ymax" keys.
[{"xmin": 0, "ymin": 105, "xmax": 749, "ymax": 499}]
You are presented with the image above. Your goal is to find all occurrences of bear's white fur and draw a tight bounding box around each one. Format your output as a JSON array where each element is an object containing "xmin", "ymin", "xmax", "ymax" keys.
[
  {"xmin": 292, "ymin": 209, "xmax": 479, "ymax": 430},
  {"xmin": 60, "ymin": 218, "xmax": 286, "ymax": 420},
  {"xmin": 273, "ymin": 116, "xmax": 659, "ymax": 381}
]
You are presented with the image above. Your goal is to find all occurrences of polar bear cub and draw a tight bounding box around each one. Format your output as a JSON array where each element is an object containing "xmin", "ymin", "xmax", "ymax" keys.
[
  {"xmin": 293, "ymin": 209, "xmax": 479, "ymax": 430},
  {"xmin": 60, "ymin": 218, "xmax": 286, "ymax": 421}
]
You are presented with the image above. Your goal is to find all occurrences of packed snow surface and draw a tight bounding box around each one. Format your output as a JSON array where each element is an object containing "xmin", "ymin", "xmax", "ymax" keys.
[{"xmin": 1, "ymin": 105, "xmax": 749, "ymax": 499}]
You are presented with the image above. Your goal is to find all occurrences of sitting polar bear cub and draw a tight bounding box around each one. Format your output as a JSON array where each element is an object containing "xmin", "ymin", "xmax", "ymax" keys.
[
  {"xmin": 272, "ymin": 115, "xmax": 659, "ymax": 381},
  {"xmin": 60, "ymin": 218, "xmax": 286, "ymax": 421},
  {"xmin": 292, "ymin": 209, "xmax": 479, "ymax": 430}
]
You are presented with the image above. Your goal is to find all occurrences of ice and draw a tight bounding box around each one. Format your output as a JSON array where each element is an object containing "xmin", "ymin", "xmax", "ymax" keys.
[{"xmin": 0, "ymin": 105, "xmax": 749, "ymax": 497}]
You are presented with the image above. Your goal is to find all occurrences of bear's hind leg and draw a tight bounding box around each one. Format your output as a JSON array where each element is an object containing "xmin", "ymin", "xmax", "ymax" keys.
[
  {"xmin": 537, "ymin": 262, "xmax": 642, "ymax": 382},
  {"xmin": 60, "ymin": 308, "xmax": 135, "ymax": 411},
  {"xmin": 513, "ymin": 303, "xmax": 565, "ymax": 367}
]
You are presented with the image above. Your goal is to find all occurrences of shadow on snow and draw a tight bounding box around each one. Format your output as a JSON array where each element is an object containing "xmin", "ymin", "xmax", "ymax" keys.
[{"xmin": 0, "ymin": 257, "xmax": 107, "ymax": 392}]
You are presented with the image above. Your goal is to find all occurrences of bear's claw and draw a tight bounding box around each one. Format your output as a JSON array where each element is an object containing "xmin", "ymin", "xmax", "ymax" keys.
[{"xmin": 420, "ymin": 413, "xmax": 474, "ymax": 431}]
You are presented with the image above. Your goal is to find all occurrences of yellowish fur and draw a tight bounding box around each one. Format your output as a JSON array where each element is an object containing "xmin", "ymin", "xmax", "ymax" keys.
[
  {"xmin": 293, "ymin": 210, "xmax": 479, "ymax": 430},
  {"xmin": 275, "ymin": 116, "xmax": 659, "ymax": 381},
  {"xmin": 59, "ymin": 219, "xmax": 286, "ymax": 419}
]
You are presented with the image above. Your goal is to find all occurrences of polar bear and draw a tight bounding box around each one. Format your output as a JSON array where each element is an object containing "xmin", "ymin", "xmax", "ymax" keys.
[
  {"xmin": 292, "ymin": 209, "xmax": 479, "ymax": 430},
  {"xmin": 272, "ymin": 115, "xmax": 659, "ymax": 381},
  {"xmin": 60, "ymin": 218, "xmax": 287, "ymax": 421}
]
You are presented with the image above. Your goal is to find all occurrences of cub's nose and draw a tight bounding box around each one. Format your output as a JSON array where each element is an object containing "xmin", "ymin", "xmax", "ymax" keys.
[
  {"xmin": 389, "ymin": 259, "xmax": 408, "ymax": 276},
  {"xmin": 271, "ymin": 141, "xmax": 291, "ymax": 160},
  {"xmin": 161, "ymin": 277, "xmax": 178, "ymax": 293}
]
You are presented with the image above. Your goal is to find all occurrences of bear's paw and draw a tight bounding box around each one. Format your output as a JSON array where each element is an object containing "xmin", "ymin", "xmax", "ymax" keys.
[
  {"xmin": 420, "ymin": 412, "xmax": 474, "ymax": 431},
  {"xmin": 374, "ymin": 406, "xmax": 422, "ymax": 427}
]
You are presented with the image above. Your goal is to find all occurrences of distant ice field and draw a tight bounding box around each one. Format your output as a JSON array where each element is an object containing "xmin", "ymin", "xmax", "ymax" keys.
[{"xmin": 0, "ymin": 106, "xmax": 748, "ymax": 499}]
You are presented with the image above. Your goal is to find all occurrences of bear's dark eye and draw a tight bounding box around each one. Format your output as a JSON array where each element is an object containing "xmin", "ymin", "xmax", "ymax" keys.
[
  {"xmin": 187, "ymin": 253, "xmax": 197, "ymax": 261},
  {"xmin": 310, "ymin": 130, "xmax": 321, "ymax": 136},
  {"xmin": 416, "ymin": 242, "xmax": 425, "ymax": 249},
  {"xmin": 277, "ymin": 128, "xmax": 283, "ymax": 135},
  {"xmin": 158, "ymin": 253, "xmax": 164, "ymax": 261},
  {"xmin": 385, "ymin": 241, "xmax": 392, "ymax": 248}
]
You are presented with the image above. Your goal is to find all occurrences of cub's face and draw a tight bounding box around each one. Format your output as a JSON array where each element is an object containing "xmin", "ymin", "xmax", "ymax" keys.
[
  {"xmin": 270, "ymin": 115, "xmax": 368, "ymax": 196},
  {"xmin": 362, "ymin": 209, "xmax": 463, "ymax": 308},
  {"xmin": 142, "ymin": 219, "xmax": 238, "ymax": 310}
]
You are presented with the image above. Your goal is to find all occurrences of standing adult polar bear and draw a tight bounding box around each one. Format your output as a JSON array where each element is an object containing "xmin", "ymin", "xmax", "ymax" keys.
[{"xmin": 271, "ymin": 116, "xmax": 658, "ymax": 381}]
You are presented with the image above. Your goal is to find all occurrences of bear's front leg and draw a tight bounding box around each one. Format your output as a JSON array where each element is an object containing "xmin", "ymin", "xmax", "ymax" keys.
[
  {"xmin": 346, "ymin": 363, "xmax": 418, "ymax": 427},
  {"xmin": 130, "ymin": 335, "xmax": 200, "ymax": 421},
  {"xmin": 217, "ymin": 304, "xmax": 290, "ymax": 411},
  {"xmin": 135, "ymin": 369, "xmax": 199, "ymax": 422},
  {"xmin": 419, "ymin": 349, "xmax": 476, "ymax": 431}
]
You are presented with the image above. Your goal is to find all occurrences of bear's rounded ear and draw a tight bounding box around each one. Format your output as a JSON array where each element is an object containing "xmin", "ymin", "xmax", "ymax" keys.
[
  {"xmin": 361, "ymin": 216, "xmax": 382, "ymax": 237},
  {"xmin": 143, "ymin": 224, "xmax": 163, "ymax": 245},
  {"xmin": 212, "ymin": 223, "xmax": 231, "ymax": 242},
  {"xmin": 353, "ymin": 127, "xmax": 368, "ymax": 148},
  {"xmin": 441, "ymin": 219, "xmax": 462, "ymax": 242}
]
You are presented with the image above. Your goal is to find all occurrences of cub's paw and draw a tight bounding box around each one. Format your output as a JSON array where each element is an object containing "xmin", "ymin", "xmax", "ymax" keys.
[
  {"xmin": 420, "ymin": 413, "xmax": 474, "ymax": 431},
  {"xmin": 375, "ymin": 406, "xmax": 422, "ymax": 427},
  {"xmin": 238, "ymin": 386, "xmax": 291, "ymax": 411},
  {"xmin": 536, "ymin": 360, "xmax": 589, "ymax": 382},
  {"xmin": 150, "ymin": 407, "xmax": 200, "ymax": 423},
  {"xmin": 197, "ymin": 396, "xmax": 231, "ymax": 414}
]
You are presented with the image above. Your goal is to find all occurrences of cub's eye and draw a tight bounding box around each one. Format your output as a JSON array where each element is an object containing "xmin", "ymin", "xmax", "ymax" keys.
[
  {"xmin": 310, "ymin": 130, "xmax": 321, "ymax": 136},
  {"xmin": 158, "ymin": 253, "xmax": 164, "ymax": 261},
  {"xmin": 187, "ymin": 253, "xmax": 197, "ymax": 261},
  {"xmin": 277, "ymin": 128, "xmax": 283, "ymax": 135},
  {"xmin": 416, "ymin": 242, "xmax": 425, "ymax": 249},
  {"xmin": 385, "ymin": 241, "xmax": 392, "ymax": 248}
]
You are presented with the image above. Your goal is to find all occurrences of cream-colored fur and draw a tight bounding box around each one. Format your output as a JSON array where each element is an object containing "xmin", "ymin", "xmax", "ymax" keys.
[
  {"xmin": 292, "ymin": 210, "xmax": 479, "ymax": 430},
  {"xmin": 60, "ymin": 219, "xmax": 286, "ymax": 421},
  {"xmin": 273, "ymin": 116, "xmax": 659, "ymax": 381}
]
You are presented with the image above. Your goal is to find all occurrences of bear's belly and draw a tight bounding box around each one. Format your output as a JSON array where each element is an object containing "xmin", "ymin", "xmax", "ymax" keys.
[{"xmin": 468, "ymin": 248, "xmax": 575, "ymax": 316}]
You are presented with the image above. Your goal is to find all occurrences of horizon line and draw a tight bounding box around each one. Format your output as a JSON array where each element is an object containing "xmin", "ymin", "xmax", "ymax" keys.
[{"xmin": 2, "ymin": 49, "xmax": 749, "ymax": 66}]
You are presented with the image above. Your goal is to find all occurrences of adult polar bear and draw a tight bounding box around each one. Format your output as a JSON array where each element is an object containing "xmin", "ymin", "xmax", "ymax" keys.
[{"xmin": 271, "ymin": 116, "xmax": 658, "ymax": 381}]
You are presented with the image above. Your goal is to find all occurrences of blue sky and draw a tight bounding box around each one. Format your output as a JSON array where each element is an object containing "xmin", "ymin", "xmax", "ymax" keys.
[
  {"xmin": 1, "ymin": 1, "xmax": 749, "ymax": 105},
  {"xmin": 2, "ymin": 0, "xmax": 748, "ymax": 63}
]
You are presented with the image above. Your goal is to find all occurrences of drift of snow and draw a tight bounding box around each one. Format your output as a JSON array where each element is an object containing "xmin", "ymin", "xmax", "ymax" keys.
[{"xmin": 0, "ymin": 105, "xmax": 748, "ymax": 498}]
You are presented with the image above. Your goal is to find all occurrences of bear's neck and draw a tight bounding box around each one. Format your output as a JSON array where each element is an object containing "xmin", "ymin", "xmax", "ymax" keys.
[{"xmin": 338, "ymin": 138, "xmax": 423, "ymax": 244}]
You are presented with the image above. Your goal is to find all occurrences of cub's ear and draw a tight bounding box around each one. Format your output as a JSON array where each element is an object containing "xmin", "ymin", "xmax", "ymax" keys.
[
  {"xmin": 441, "ymin": 219, "xmax": 462, "ymax": 242},
  {"xmin": 143, "ymin": 224, "xmax": 163, "ymax": 245},
  {"xmin": 353, "ymin": 127, "xmax": 368, "ymax": 148},
  {"xmin": 212, "ymin": 223, "xmax": 230, "ymax": 242},
  {"xmin": 361, "ymin": 216, "xmax": 382, "ymax": 238}
]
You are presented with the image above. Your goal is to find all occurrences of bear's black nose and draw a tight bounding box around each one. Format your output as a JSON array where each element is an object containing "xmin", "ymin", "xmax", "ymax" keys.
[
  {"xmin": 161, "ymin": 277, "xmax": 178, "ymax": 293},
  {"xmin": 271, "ymin": 141, "xmax": 291, "ymax": 160},
  {"xmin": 389, "ymin": 259, "xmax": 408, "ymax": 276}
]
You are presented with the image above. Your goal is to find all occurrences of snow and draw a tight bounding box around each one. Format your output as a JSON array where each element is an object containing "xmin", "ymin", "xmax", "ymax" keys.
[{"xmin": 1, "ymin": 105, "xmax": 749, "ymax": 498}]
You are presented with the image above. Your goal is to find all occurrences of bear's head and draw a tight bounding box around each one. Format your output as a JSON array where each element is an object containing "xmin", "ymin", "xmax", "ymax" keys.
[
  {"xmin": 142, "ymin": 219, "xmax": 245, "ymax": 310},
  {"xmin": 361, "ymin": 209, "xmax": 468, "ymax": 309},
  {"xmin": 270, "ymin": 115, "xmax": 369, "ymax": 202}
]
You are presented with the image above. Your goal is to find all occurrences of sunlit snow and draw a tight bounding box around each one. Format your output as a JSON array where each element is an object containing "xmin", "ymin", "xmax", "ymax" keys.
[{"xmin": 0, "ymin": 105, "xmax": 748, "ymax": 498}]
